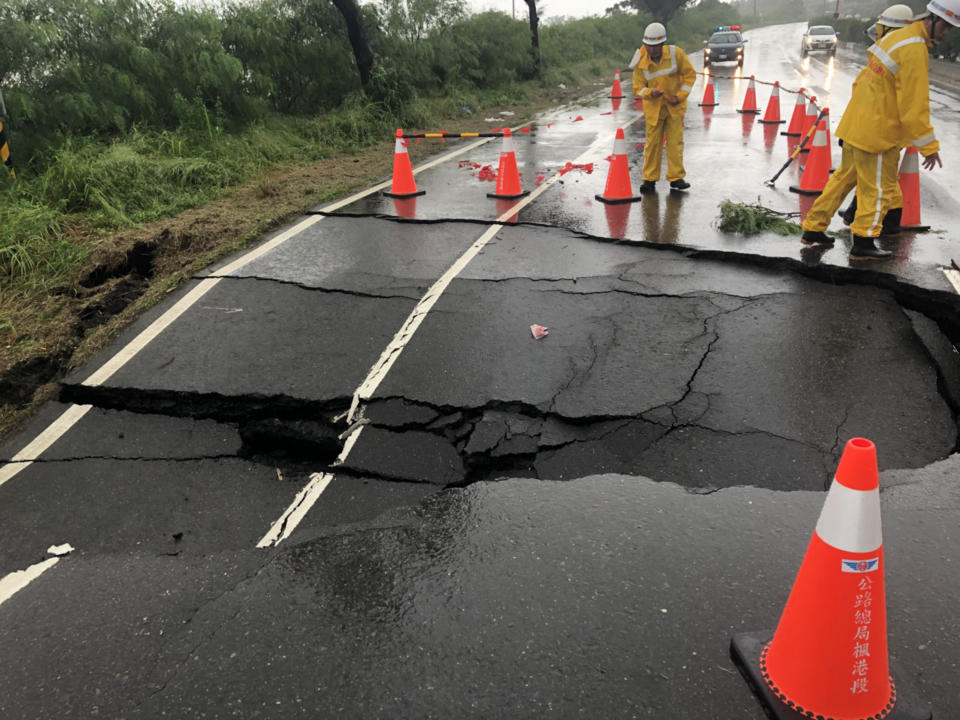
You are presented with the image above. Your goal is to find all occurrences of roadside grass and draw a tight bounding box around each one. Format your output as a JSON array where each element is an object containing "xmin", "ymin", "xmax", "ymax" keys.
[{"xmin": 0, "ymin": 72, "xmax": 607, "ymax": 440}]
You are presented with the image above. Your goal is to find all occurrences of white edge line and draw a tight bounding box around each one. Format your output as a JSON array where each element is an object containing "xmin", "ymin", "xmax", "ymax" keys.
[
  {"xmin": 0, "ymin": 557, "xmax": 60, "ymax": 607},
  {"xmin": 0, "ymin": 405, "xmax": 93, "ymax": 489},
  {"xmin": 943, "ymin": 268, "xmax": 960, "ymax": 294}
]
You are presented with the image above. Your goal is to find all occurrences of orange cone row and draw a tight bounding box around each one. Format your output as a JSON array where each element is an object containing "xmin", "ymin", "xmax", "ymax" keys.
[
  {"xmin": 782, "ymin": 87, "xmax": 806, "ymax": 137},
  {"xmin": 737, "ymin": 75, "xmax": 761, "ymax": 114},
  {"xmin": 610, "ymin": 70, "xmax": 625, "ymax": 99},
  {"xmin": 758, "ymin": 81, "xmax": 785, "ymax": 124},
  {"xmin": 732, "ymin": 437, "xmax": 931, "ymax": 720},
  {"xmin": 595, "ymin": 128, "xmax": 642, "ymax": 204}
]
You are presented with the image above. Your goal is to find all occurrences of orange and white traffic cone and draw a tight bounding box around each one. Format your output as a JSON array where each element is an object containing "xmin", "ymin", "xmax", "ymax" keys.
[
  {"xmin": 782, "ymin": 88, "xmax": 806, "ymax": 137},
  {"xmin": 487, "ymin": 127, "xmax": 529, "ymax": 200},
  {"xmin": 699, "ymin": 74, "xmax": 718, "ymax": 107},
  {"xmin": 758, "ymin": 81, "xmax": 785, "ymax": 124},
  {"xmin": 732, "ymin": 438, "xmax": 931, "ymax": 720},
  {"xmin": 383, "ymin": 129, "xmax": 425, "ymax": 198},
  {"xmin": 595, "ymin": 128, "xmax": 642, "ymax": 204},
  {"xmin": 610, "ymin": 70, "xmax": 625, "ymax": 99},
  {"xmin": 790, "ymin": 117, "xmax": 830, "ymax": 195},
  {"xmin": 898, "ymin": 148, "xmax": 931, "ymax": 232},
  {"xmin": 799, "ymin": 96, "xmax": 818, "ymax": 153},
  {"xmin": 737, "ymin": 75, "xmax": 761, "ymax": 114}
]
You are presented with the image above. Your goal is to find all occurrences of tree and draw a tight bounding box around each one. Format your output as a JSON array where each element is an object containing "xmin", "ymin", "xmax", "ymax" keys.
[
  {"xmin": 330, "ymin": 0, "xmax": 373, "ymax": 86},
  {"xmin": 607, "ymin": 0, "xmax": 696, "ymax": 25},
  {"xmin": 524, "ymin": 0, "xmax": 541, "ymax": 78}
]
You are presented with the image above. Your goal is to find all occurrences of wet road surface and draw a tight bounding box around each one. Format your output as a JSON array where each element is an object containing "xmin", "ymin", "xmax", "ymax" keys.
[{"xmin": 1, "ymin": 22, "xmax": 959, "ymax": 719}]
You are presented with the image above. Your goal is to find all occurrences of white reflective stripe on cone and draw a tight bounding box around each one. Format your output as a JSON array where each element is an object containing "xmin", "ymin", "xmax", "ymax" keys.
[
  {"xmin": 612, "ymin": 134, "xmax": 627, "ymax": 156},
  {"xmin": 795, "ymin": 93, "xmax": 805, "ymax": 106},
  {"xmin": 394, "ymin": 137, "xmax": 407, "ymax": 154},
  {"xmin": 772, "ymin": 84, "xmax": 780, "ymax": 97},
  {"xmin": 900, "ymin": 148, "xmax": 919, "ymax": 173},
  {"xmin": 813, "ymin": 128, "xmax": 827, "ymax": 146},
  {"xmin": 501, "ymin": 134, "xmax": 515, "ymax": 154},
  {"xmin": 815, "ymin": 480, "xmax": 883, "ymax": 553}
]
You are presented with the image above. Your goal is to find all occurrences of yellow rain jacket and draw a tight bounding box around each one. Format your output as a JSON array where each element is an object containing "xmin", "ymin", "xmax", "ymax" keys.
[
  {"xmin": 631, "ymin": 45, "xmax": 697, "ymax": 126},
  {"xmin": 836, "ymin": 21, "xmax": 939, "ymax": 157}
]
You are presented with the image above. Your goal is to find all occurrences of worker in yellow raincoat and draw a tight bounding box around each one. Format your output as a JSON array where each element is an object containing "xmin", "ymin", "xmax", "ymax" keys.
[
  {"xmin": 801, "ymin": 0, "xmax": 956, "ymax": 259},
  {"xmin": 809, "ymin": 5, "xmax": 917, "ymax": 234},
  {"xmin": 631, "ymin": 22, "xmax": 697, "ymax": 193}
]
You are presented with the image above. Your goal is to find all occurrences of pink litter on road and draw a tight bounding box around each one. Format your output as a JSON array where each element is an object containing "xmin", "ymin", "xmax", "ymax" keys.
[
  {"xmin": 600, "ymin": 111, "xmax": 613, "ymax": 116},
  {"xmin": 458, "ymin": 161, "xmax": 482, "ymax": 169},
  {"xmin": 530, "ymin": 324, "xmax": 549, "ymax": 340},
  {"xmin": 477, "ymin": 165, "xmax": 497, "ymax": 182},
  {"xmin": 573, "ymin": 115, "xmax": 584, "ymax": 122},
  {"xmin": 518, "ymin": 126, "xmax": 532, "ymax": 133},
  {"xmin": 536, "ymin": 175, "xmax": 545, "ymax": 184}
]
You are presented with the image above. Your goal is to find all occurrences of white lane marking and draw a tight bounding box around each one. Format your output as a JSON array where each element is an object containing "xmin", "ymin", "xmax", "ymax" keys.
[
  {"xmin": 257, "ymin": 425, "xmax": 365, "ymax": 547},
  {"xmin": 944, "ymin": 268, "xmax": 960, "ymax": 294},
  {"xmin": 0, "ymin": 557, "xmax": 60, "ymax": 607},
  {"xmin": 346, "ymin": 120, "xmax": 640, "ymax": 424},
  {"xmin": 0, "ymin": 134, "xmax": 507, "ymax": 485}
]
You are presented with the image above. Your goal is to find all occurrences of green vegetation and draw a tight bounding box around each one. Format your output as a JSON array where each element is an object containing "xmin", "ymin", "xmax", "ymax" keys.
[
  {"xmin": 717, "ymin": 200, "xmax": 803, "ymax": 235},
  {"xmin": 0, "ymin": 0, "xmax": 741, "ymax": 293}
]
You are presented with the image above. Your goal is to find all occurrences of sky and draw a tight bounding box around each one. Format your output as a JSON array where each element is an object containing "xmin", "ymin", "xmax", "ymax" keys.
[{"xmin": 466, "ymin": 0, "xmax": 605, "ymax": 21}]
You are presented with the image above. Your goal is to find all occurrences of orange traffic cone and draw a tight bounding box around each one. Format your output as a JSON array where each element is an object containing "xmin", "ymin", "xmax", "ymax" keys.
[
  {"xmin": 758, "ymin": 81, "xmax": 785, "ymax": 124},
  {"xmin": 782, "ymin": 88, "xmax": 806, "ymax": 137},
  {"xmin": 799, "ymin": 96, "xmax": 818, "ymax": 153},
  {"xmin": 383, "ymin": 129, "xmax": 425, "ymax": 198},
  {"xmin": 790, "ymin": 117, "xmax": 830, "ymax": 195},
  {"xmin": 487, "ymin": 128, "xmax": 529, "ymax": 200},
  {"xmin": 610, "ymin": 70, "xmax": 625, "ymax": 99},
  {"xmin": 595, "ymin": 128, "xmax": 642, "ymax": 204},
  {"xmin": 898, "ymin": 148, "xmax": 931, "ymax": 232},
  {"xmin": 732, "ymin": 438, "xmax": 931, "ymax": 720},
  {"xmin": 699, "ymin": 74, "xmax": 718, "ymax": 107},
  {"xmin": 737, "ymin": 75, "xmax": 761, "ymax": 115}
]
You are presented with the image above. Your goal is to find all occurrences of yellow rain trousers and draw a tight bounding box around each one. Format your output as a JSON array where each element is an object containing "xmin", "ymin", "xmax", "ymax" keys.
[
  {"xmin": 802, "ymin": 144, "xmax": 902, "ymax": 233},
  {"xmin": 643, "ymin": 106, "xmax": 686, "ymax": 182},
  {"xmin": 632, "ymin": 44, "xmax": 696, "ymax": 182}
]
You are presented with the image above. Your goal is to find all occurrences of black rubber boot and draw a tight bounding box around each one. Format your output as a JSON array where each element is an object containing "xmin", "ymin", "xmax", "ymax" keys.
[
  {"xmin": 849, "ymin": 235, "xmax": 892, "ymax": 260},
  {"xmin": 880, "ymin": 207, "xmax": 902, "ymax": 236},
  {"xmin": 839, "ymin": 197, "xmax": 856, "ymax": 225},
  {"xmin": 639, "ymin": 180, "xmax": 656, "ymax": 193},
  {"xmin": 669, "ymin": 178, "xmax": 691, "ymax": 190},
  {"xmin": 801, "ymin": 230, "xmax": 835, "ymax": 246}
]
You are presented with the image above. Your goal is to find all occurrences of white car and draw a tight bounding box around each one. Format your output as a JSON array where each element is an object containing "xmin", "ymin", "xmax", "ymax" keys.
[{"xmin": 801, "ymin": 25, "xmax": 838, "ymax": 57}]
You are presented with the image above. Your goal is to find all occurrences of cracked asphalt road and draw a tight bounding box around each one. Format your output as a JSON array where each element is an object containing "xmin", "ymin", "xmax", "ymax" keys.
[{"xmin": 1, "ymin": 22, "xmax": 959, "ymax": 720}]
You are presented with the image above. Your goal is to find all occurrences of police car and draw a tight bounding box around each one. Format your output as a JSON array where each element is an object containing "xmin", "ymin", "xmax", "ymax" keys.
[{"xmin": 703, "ymin": 25, "xmax": 746, "ymax": 68}]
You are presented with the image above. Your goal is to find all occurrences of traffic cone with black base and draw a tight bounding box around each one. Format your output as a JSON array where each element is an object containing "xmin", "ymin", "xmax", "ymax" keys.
[
  {"xmin": 699, "ymin": 74, "xmax": 718, "ymax": 107},
  {"xmin": 610, "ymin": 70, "xmax": 625, "ymax": 99},
  {"xmin": 782, "ymin": 88, "xmax": 806, "ymax": 137},
  {"xmin": 789, "ymin": 118, "xmax": 830, "ymax": 195},
  {"xmin": 759, "ymin": 81, "xmax": 786, "ymax": 124},
  {"xmin": 383, "ymin": 129, "xmax": 425, "ymax": 198},
  {"xmin": 737, "ymin": 75, "xmax": 761, "ymax": 114},
  {"xmin": 731, "ymin": 438, "xmax": 932, "ymax": 720},
  {"xmin": 595, "ymin": 128, "xmax": 642, "ymax": 204},
  {"xmin": 487, "ymin": 128, "xmax": 530, "ymax": 200},
  {"xmin": 897, "ymin": 148, "xmax": 930, "ymax": 232}
]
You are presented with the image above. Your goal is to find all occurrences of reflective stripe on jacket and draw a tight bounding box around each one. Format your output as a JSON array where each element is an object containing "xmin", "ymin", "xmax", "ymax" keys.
[
  {"xmin": 631, "ymin": 45, "xmax": 697, "ymax": 124},
  {"xmin": 835, "ymin": 21, "xmax": 939, "ymax": 156}
]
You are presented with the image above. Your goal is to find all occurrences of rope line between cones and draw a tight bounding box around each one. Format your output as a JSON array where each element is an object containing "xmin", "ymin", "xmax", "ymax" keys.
[{"xmin": 698, "ymin": 71, "xmax": 824, "ymax": 110}]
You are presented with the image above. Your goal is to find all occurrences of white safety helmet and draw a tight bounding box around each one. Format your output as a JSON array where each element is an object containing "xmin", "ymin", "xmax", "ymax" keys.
[
  {"xmin": 877, "ymin": 4, "xmax": 915, "ymax": 27},
  {"xmin": 643, "ymin": 22, "xmax": 667, "ymax": 45},
  {"xmin": 927, "ymin": 0, "xmax": 960, "ymax": 26}
]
